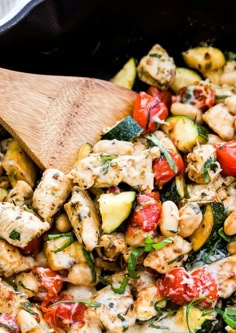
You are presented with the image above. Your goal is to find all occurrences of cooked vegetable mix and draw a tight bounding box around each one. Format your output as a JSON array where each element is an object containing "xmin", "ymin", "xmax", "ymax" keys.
[{"xmin": 0, "ymin": 44, "xmax": 235, "ymax": 333}]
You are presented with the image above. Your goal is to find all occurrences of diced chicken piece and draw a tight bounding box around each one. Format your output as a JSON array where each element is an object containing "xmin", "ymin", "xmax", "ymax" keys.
[
  {"xmin": 131, "ymin": 137, "xmax": 149, "ymax": 155},
  {"xmin": 208, "ymin": 255, "xmax": 236, "ymax": 298},
  {"xmin": 125, "ymin": 224, "xmax": 155, "ymax": 247},
  {"xmin": 44, "ymin": 238, "xmax": 85, "ymax": 271},
  {"xmin": 15, "ymin": 271, "xmax": 39, "ymax": 298},
  {"xmin": 64, "ymin": 187, "xmax": 100, "ymax": 251},
  {"xmin": 93, "ymin": 139, "xmax": 134, "ymax": 155},
  {"xmin": 62, "ymin": 284, "xmax": 96, "ymax": 300},
  {"xmin": 153, "ymin": 130, "xmax": 178, "ymax": 152},
  {"xmin": 6, "ymin": 180, "xmax": 33, "ymax": 206},
  {"xmin": 186, "ymin": 173, "xmax": 225, "ymax": 203},
  {"xmin": 135, "ymin": 284, "xmax": 165, "ymax": 321},
  {"xmin": 0, "ymin": 278, "xmax": 28, "ymax": 315},
  {"xmin": 97, "ymin": 233, "xmax": 127, "ymax": 261},
  {"xmin": 137, "ymin": 44, "xmax": 176, "ymax": 89},
  {"xmin": 202, "ymin": 104, "xmax": 235, "ymax": 140},
  {"xmin": 186, "ymin": 144, "xmax": 221, "ymax": 184},
  {"xmin": 0, "ymin": 239, "xmax": 36, "ymax": 278},
  {"xmin": 32, "ymin": 168, "xmax": 72, "ymax": 222},
  {"xmin": 16, "ymin": 310, "xmax": 45, "ymax": 333},
  {"xmin": 225, "ymin": 95, "xmax": 236, "ymax": 115},
  {"xmin": 144, "ymin": 235, "xmax": 192, "ymax": 274},
  {"xmin": 89, "ymin": 285, "xmax": 136, "ymax": 333},
  {"xmin": 223, "ymin": 181, "xmax": 236, "ymax": 214},
  {"xmin": 0, "ymin": 202, "xmax": 50, "ymax": 248},
  {"xmin": 67, "ymin": 262, "xmax": 100, "ymax": 286},
  {"xmin": 70, "ymin": 148, "xmax": 160, "ymax": 192},
  {"xmin": 69, "ymin": 321, "xmax": 102, "ymax": 333}
]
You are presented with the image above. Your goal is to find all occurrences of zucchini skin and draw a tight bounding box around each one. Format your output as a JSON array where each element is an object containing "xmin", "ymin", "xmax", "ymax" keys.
[{"xmin": 160, "ymin": 175, "xmax": 185, "ymax": 205}]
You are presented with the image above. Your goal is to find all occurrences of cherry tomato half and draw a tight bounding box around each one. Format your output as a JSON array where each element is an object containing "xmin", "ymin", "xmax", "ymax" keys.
[
  {"xmin": 146, "ymin": 86, "xmax": 172, "ymax": 109},
  {"xmin": 215, "ymin": 140, "xmax": 236, "ymax": 176},
  {"xmin": 0, "ymin": 314, "xmax": 19, "ymax": 333},
  {"xmin": 32, "ymin": 267, "xmax": 64, "ymax": 298},
  {"xmin": 133, "ymin": 91, "xmax": 168, "ymax": 134},
  {"xmin": 131, "ymin": 192, "xmax": 162, "ymax": 231},
  {"xmin": 191, "ymin": 267, "xmax": 219, "ymax": 307},
  {"xmin": 153, "ymin": 152, "xmax": 184, "ymax": 189},
  {"xmin": 174, "ymin": 81, "xmax": 215, "ymax": 110},
  {"xmin": 42, "ymin": 295, "xmax": 85, "ymax": 333},
  {"xmin": 21, "ymin": 236, "xmax": 42, "ymax": 256}
]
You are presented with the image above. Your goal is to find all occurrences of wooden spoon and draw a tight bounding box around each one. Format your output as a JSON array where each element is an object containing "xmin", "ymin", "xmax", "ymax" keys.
[{"xmin": 0, "ymin": 68, "xmax": 137, "ymax": 173}]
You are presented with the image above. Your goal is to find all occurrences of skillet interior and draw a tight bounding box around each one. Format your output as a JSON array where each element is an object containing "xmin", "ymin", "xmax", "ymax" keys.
[{"xmin": 0, "ymin": 0, "xmax": 235, "ymax": 80}]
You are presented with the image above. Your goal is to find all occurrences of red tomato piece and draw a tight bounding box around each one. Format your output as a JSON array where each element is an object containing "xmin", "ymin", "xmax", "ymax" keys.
[
  {"xmin": 0, "ymin": 314, "xmax": 19, "ymax": 333},
  {"xmin": 133, "ymin": 91, "xmax": 168, "ymax": 134},
  {"xmin": 153, "ymin": 152, "xmax": 184, "ymax": 189},
  {"xmin": 191, "ymin": 267, "xmax": 219, "ymax": 307},
  {"xmin": 131, "ymin": 192, "xmax": 162, "ymax": 231},
  {"xmin": 215, "ymin": 140, "xmax": 236, "ymax": 177},
  {"xmin": 175, "ymin": 81, "xmax": 215, "ymax": 110},
  {"xmin": 42, "ymin": 295, "xmax": 85, "ymax": 333},
  {"xmin": 161, "ymin": 267, "xmax": 197, "ymax": 305},
  {"xmin": 32, "ymin": 267, "xmax": 65, "ymax": 298},
  {"xmin": 146, "ymin": 86, "xmax": 172, "ymax": 109},
  {"xmin": 21, "ymin": 236, "xmax": 42, "ymax": 256}
]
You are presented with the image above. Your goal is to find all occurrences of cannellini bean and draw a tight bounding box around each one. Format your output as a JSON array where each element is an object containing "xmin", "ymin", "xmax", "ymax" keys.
[
  {"xmin": 225, "ymin": 95, "xmax": 236, "ymax": 115},
  {"xmin": 15, "ymin": 272, "xmax": 39, "ymax": 298},
  {"xmin": 67, "ymin": 263, "xmax": 100, "ymax": 286},
  {"xmin": 178, "ymin": 203, "xmax": 202, "ymax": 238},
  {"xmin": 224, "ymin": 209, "xmax": 236, "ymax": 236},
  {"xmin": 16, "ymin": 309, "xmax": 44, "ymax": 333},
  {"xmin": 170, "ymin": 102, "xmax": 203, "ymax": 124},
  {"xmin": 159, "ymin": 201, "xmax": 179, "ymax": 237},
  {"xmin": 220, "ymin": 71, "xmax": 236, "ymax": 86},
  {"xmin": 227, "ymin": 241, "xmax": 236, "ymax": 255},
  {"xmin": 55, "ymin": 212, "xmax": 72, "ymax": 233}
]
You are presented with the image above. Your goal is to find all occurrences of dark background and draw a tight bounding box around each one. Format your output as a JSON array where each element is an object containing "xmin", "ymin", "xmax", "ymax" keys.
[{"xmin": 0, "ymin": 0, "xmax": 235, "ymax": 80}]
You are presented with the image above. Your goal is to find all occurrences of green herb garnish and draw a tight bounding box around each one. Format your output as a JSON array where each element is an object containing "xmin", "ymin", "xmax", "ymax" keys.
[
  {"xmin": 127, "ymin": 247, "xmax": 144, "ymax": 279},
  {"xmin": 18, "ymin": 281, "xmax": 35, "ymax": 294},
  {"xmin": 145, "ymin": 134, "xmax": 178, "ymax": 173},
  {"xmin": 48, "ymin": 232, "xmax": 74, "ymax": 253},
  {"xmin": 50, "ymin": 299, "xmax": 101, "ymax": 307},
  {"xmin": 99, "ymin": 276, "xmax": 129, "ymax": 294},
  {"xmin": 201, "ymin": 158, "xmax": 218, "ymax": 183},
  {"xmin": 100, "ymin": 154, "xmax": 118, "ymax": 175},
  {"xmin": 83, "ymin": 248, "xmax": 96, "ymax": 283},
  {"xmin": 21, "ymin": 302, "xmax": 37, "ymax": 315},
  {"xmin": 144, "ymin": 236, "xmax": 174, "ymax": 252},
  {"xmin": 9, "ymin": 229, "xmax": 21, "ymax": 241},
  {"xmin": 118, "ymin": 314, "xmax": 129, "ymax": 331},
  {"xmin": 218, "ymin": 227, "xmax": 236, "ymax": 242}
]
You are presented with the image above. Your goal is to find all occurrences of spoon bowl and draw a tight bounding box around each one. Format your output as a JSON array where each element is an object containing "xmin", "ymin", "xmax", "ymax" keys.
[{"xmin": 0, "ymin": 68, "xmax": 137, "ymax": 173}]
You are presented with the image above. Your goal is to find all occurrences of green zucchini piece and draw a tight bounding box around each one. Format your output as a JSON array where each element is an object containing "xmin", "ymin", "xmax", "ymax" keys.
[
  {"xmin": 111, "ymin": 57, "xmax": 137, "ymax": 89},
  {"xmin": 99, "ymin": 191, "xmax": 136, "ymax": 233},
  {"xmin": 102, "ymin": 116, "xmax": 143, "ymax": 141},
  {"xmin": 161, "ymin": 115, "xmax": 208, "ymax": 152},
  {"xmin": 190, "ymin": 202, "xmax": 227, "ymax": 252},
  {"xmin": 160, "ymin": 174, "xmax": 186, "ymax": 205},
  {"xmin": 170, "ymin": 67, "xmax": 201, "ymax": 93}
]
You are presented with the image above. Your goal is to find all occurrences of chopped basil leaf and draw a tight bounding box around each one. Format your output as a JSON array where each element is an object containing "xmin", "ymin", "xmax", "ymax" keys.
[
  {"xmin": 145, "ymin": 134, "xmax": 178, "ymax": 173},
  {"xmin": 118, "ymin": 314, "xmax": 128, "ymax": 331},
  {"xmin": 128, "ymin": 247, "xmax": 144, "ymax": 279},
  {"xmin": 99, "ymin": 276, "xmax": 129, "ymax": 294},
  {"xmin": 100, "ymin": 154, "xmax": 118, "ymax": 175},
  {"xmin": 218, "ymin": 227, "xmax": 236, "ymax": 242},
  {"xmin": 222, "ymin": 308, "xmax": 236, "ymax": 329},
  {"xmin": 145, "ymin": 236, "xmax": 174, "ymax": 252},
  {"xmin": 51, "ymin": 299, "xmax": 101, "ymax": 307},
  {"xmin": 224, "ymin": 50, "xmax": 236, "ymax": 61},
  {"xmin": 83, "ymin": 248, "xmax": 96, "ymax": 283},
  {"xmin": 0, "ymin": 323, "xmax": 17, "ymax": 331},
  {"xmin": 201, "ymin": 158, "xmax": 218, "ymax": 183},
  {"xmin": 48, "ymin": 232, "xmax": 74, "ymax": 253},
  {"xmin": 9, "ymin": 229, "xmax": 21, "ymax": 240},
  {"xmin": 186, "ymin": 297, "xmax": 214, "ymax": 333},
  {"xmin": 154, "ymin": 298, "xmax": 169, "ymax": 313},
  {"xmin": 21, "ymin": 302, "xmax": 37, "ymax": 315},
  {"xmin": 18, "ymin": 281, "xmax": 35, "ymax": 293},
  {"xmin": 215, "ymin": 95, "xmax": 232, "ymax": 100},
  {"xmin": 149, "ymin": 53, "xmax": 162, "ymax": 58},
  {"xmin": 168, "ymin": 254, "xmax": 185, "ymax": 265}
]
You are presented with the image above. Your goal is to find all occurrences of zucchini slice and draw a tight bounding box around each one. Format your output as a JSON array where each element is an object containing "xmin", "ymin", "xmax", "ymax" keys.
[
  {"xmin": 161, "ymin": 115, "xmax": 208, "ymax": 152},
  {"xmin": 99, "ymin": 191, "xmax": 136, "ymax": 233},
  {"xmin": 160, "ymin": 174, "xmax": 186, "ymax": 205},
  {"xmin": 102, "ymin": 116, "xmax": 143, "ymax": 141},
  {"xmin": 170, "ymin": 67, "xmax": 201, "ymax": 93},
  {"xmin": 190, "ymin": 202, "xmax": 226, "ymax": 252},
  {"xmin": 111, "ymin": 57, "xmax": 137, "ymax": 89}
]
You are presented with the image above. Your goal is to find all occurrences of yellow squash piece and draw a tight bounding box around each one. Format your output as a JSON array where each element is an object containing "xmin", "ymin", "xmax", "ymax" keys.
[
  {"xmin": 111, "ymin": 57, "xmax": 137, "ymax": 89},
  {"xmin": 170, "ymin": 67, "xmax": 201, "ymax": 93}
]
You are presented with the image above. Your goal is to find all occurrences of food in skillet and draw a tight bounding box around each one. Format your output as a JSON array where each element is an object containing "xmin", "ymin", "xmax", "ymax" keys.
[{"xmin": 0, "ymin": 44, "xmax": 235, "ymax": 333}]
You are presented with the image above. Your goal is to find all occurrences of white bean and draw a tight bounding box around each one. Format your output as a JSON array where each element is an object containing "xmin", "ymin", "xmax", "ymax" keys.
[
  {"xmin": 227, "ymin": 241, "xmax": 236, "ymax": 255},
  {"xmin": 178, "ymin": 203, "xmax": 202, "ymax": 238},
  {"xmin": 224, "ymin": 209, "xmax": 236, "ymax": 236},
  {"xmin": 170, "ymin": 102, "xmax": 203, "ymax": 124},
  {"xmin": 160, "ymin": 201, "xmax": 179, "ymax": 237},
  {"xmin": 55, "ymin": 212, "xmax": 72, "ymax": 233}
]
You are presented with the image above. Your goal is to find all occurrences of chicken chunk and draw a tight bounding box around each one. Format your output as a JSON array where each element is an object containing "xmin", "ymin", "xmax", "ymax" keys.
[
  {"xmin": 0, "ymin": 202, "xmax": 50, "ymax": 248},
  {"xmin": 70, "ymin": 147, "xmax": 160, "ymax": 192},
  {"xmin": 32, "ymin": 168, "xmax": 72, "ymax": 222},
  {"xmin": 137, "ymin": 44, "xmax": 176, "ymax": 89},
  {"xmin": 0, "ymin": 240, "xmax": 35, "ymax": 278},
  {"xmin": 64, "ymin": 187, "xmax": 100, "ymax": 251},
  {"xmin": 6, "ymin": 180, "xmax": 33, "ymax": 206},
  {"xmin": 93, "ymin": 139, "xmax": 134, "ymax": 155},
  {"xmin": 202, "ymin": 104, "xmax": 235, "ymax": 140},
  {"xmin": 97, "ymin": 233, "xmax": 127, "ymax": 261},
  {"xmin": 144, "ymin": 235, "xmax": 192, "ymax": 274},
  {"xmin": 186, "ymin": 144, "xmax": 221, "ymax": 184}
]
